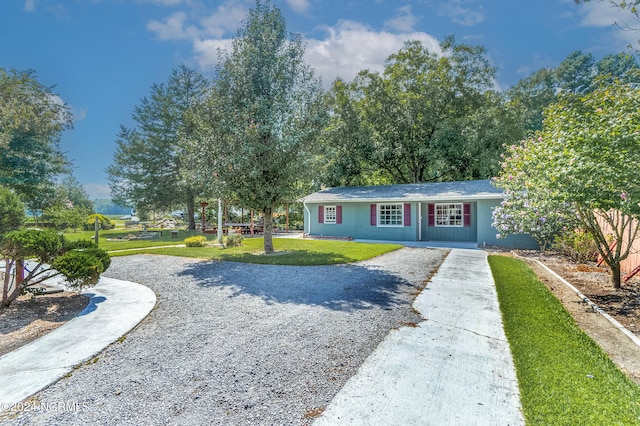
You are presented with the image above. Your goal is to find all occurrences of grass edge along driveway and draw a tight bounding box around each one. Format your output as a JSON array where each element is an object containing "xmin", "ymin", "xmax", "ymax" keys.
[
  {"xmin": 489, "ymin": 255, "xmax": 640, "ymax": 426},
  {"xmin": 107, "ymin": 237, "xmax": 404, "ymax": 266}
]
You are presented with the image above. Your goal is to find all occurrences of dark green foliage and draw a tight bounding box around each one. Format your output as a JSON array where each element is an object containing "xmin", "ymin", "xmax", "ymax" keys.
[
  {"xmin": 323, "ymin": 37, "xmax": 516, "ymax": 185},
  {"xmin": 108, "ymin": 65, "xmax": 209, "ymax": 230},
  {"xmin": 489, "ymin": 255, "xmax": 640, "ymax": 425},
  {"xmin": 3, "ymin": 228, "xmax": 65, "ymax": 263},
  {"xmin": 0, "ymin": 69, "xmax": 71, "ymax": 206},
  {"xmin": 52, "ymin": 250, "xmax": 104, "ymax": 287},
  {"xmin": 0, "ymin": 185, "xmax": 24, "ymax": 235},
  {"xmin": 192, "ymin": 0, "xmax": 327, "ymax": 253},
  {"xmin": 508, "ymin": 50, "xmax": 639, "ymax": 133},
  {"xmin": 1, "ymin": 229, "xmax": 110, "ymax": 307}
]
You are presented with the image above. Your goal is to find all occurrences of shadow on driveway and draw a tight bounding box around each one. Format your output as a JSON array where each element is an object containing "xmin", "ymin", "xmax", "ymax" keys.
[{"xmin": 177, "ymin": 260, "xmax": 412, "ymax": 311}]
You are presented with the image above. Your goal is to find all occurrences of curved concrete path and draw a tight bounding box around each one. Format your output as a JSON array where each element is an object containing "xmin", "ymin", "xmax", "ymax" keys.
[
  {"xmin": 0, "ymin": 278, "xmax": 156, "ymax": 408},
  {"xmin": 315, "ymin": 249, "xmax": 523, "ymax": 425}
]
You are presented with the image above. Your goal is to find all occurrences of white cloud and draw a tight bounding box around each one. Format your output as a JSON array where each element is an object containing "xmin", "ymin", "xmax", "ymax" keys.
[
  {"xmin": 304, "ymin": 20, "xmax": 441, "ymax": 87},
  {"xmin": 199, "ymin": 2, "xmax": 248, "ymax": 38},
  {"xmin": 84, "ymin": 183, "xmax": 111, "ymax": 199},
  {"xmin": 73, "ymin": 106, "xmax": 88, "ymax": 122},
  {"xmin": 579, "ymin": 1, "xmax": 626, "ymax": 27},
  {"xmin": 147, "ymin": 11, "xmax": 196, "ymax": 40},
  {"xmin": 438, "ymin": 1, "xmax": 485, "ymax": 27},
  {"xmin": 23, "ymin": 0, "xmax": 37, "ymax": 12},
  {"xmin": 285, "ymin": 0, "xmax": 310, "ymax": 14},
  {"xmin": 577, "ymin": 1, "xmax": 639, "ymax": 50},
  {"xmin": 146, "ymin": 3, "xmax": 441, "ymax": 88},
  {"xmin": 192, "ymin": 37, "xmax": 233, "ymax": 69},
  {"xmin": 384, "ymin": 5, "xmax": 419, "ymax": 32}
]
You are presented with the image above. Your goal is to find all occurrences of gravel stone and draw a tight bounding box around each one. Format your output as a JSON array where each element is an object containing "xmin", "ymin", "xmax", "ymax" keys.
[{"xmin": 5, "ymin": 247, "xmax": 447, "ymax": 425}]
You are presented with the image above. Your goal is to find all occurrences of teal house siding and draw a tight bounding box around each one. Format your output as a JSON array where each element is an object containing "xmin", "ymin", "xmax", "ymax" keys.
[
  {"xmin": 476, "ymin": 199, "xmax": 539, "ymax": 249},
  {"xmin": 303, "ymin": 180, "xmax": 539, "ymax": 250},
  {"xmin": 420, "ymin": 202, "xmax": 477, "ymax": 242},
  {"xmin": 306, "ymin": 202, "xmax": 419, "ymax": 240}
]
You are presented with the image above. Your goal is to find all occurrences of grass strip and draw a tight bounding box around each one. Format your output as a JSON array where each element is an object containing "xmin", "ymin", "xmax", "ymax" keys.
[
  {"xmin": 108, "ymin": 237, "xmax": 402, "ymax": 266},
  {"xmin": 488, "ymin": 255, "xmax": 640, "ymax": 426},
  {"xmin": 65, "ymin": 228, "xmax": 203, "ymax": 251}
]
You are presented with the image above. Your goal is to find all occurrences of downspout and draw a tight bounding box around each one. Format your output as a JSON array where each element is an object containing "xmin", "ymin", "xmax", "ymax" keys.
[
  {"xmin": 418, "ymin": 202, "xmax": 422, "ymax": 241},
  {"xmin": 303, "ymin": 201, "xmax": 311, "ymax": 236}
]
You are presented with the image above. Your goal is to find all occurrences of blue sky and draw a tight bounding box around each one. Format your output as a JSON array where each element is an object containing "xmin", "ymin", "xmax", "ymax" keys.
[{"xmin": 1, "ymin": 0, "xmax": 636, "ymax": 199}]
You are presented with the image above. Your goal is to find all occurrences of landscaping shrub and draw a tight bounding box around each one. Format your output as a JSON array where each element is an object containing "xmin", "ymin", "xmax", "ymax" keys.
[
  {"xmin": 52, "ymin": 250, "xmax": 105, "ymax": 289},
  {"xmin": 184, "ymin": 235, "xmax": 207, "ymax": 247},
  {"xmin": 552, "ymin": 229, "xmax": 598, "ymax": 263},
  {"xmin": 225, "ymin": 233, "xmax": 244, "ymax": 248},
  {"xmin": 84, "ymin": 214, "xmax": 114, "ymax": 231}
]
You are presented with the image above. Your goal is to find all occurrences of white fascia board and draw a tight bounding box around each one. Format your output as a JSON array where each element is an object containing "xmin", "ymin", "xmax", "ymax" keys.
[{"xmin": 304, "ymin": 194, "xmax": 504, "ymax": 204}]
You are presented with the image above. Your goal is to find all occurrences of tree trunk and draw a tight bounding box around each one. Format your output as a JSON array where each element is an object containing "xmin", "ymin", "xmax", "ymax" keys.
[
  {"xmin": 263, "ymin": 207, "xmax": 275, "ymax": 254},
  {"xmin": 611, "ymin": 262, "xmax": 622, "ymax": 289},
  {"xmin": 1, "ymin": 259, "xmax": 11, "ymax": 308},
  {"xmin": 1, "ymin": 259, "xmax": 21, "ymax": 309},
  {"xmin": 186, "ymin": 196, "xmax": 196, "ymax": 230}
]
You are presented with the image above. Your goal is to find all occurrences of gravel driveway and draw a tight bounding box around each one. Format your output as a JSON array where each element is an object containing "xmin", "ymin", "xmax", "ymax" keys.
[{"xmin": 6, "ymin": 247, "xmax": 447, "ymax": 425}]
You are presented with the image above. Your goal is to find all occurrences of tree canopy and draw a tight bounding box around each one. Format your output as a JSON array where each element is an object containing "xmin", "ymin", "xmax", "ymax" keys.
[
  {"xmin": 508, "ymin": 51, "xmax": 639, "ymax": 132},
  {"xmin": 321, "ymin": 37, "xmax": 520, "ymax": 186},
  {"xmin": 495, "ymin": 81, "xmax": 640, "ymax": 287},
  {"xmin": 108, "ymin": 65, "xmax": 209, "ymax": 229},
  {"xmin": 189, "ymin": 0, "xmax": 327, "ymax": 253},
  {"xmin": 0, "ymin": 69, "xmax": 71, "ymax": 206}
]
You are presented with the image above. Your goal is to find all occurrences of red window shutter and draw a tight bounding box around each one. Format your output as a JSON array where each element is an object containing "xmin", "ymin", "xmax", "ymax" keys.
[
  {"xmin": 404, "ymin": 203, "xmax": 411, "ymax": 226},
  {"xmin": 463, "ymin": 203, "xmax": 471, "ymax": 227},
  {"xmin": 318, "ymin": 205, "xmax": 324, "ymax": 224},
  {"xmin": 428, "ymin": 203, "xmax": 435, "ymax": 227},
  {"xmin": 336, "ymin": 205, "xmax": 342, "ymax": 224},
  {"xmin": 370, "ymin": 204, "xmax": 377, "ymax": 226}
]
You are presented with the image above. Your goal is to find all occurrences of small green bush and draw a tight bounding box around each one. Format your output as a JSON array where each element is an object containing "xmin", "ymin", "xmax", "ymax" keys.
[
  {"xmin": 184, "ymin": 235, "xmax": 207, "ymax": 247},
  {"xmin": 552, "ymin": 229, "xmax": 598, "ymax": 263},
  {"xmin": 53, "ymin": 251, "xmax": 104, "ymax": 289},
  {"xmin": 225, "ymin": 233, "xmax": 244, "ymax": 248}
]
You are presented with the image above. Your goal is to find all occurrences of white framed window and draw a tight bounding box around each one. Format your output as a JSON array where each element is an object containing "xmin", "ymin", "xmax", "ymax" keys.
[
  {"xmin": 324, "ymin": 205, "xmax": 337, "ymax": 224},
  {"xmin": 378, "ymin": 203, "xmax": 403, "ymax": 227},
  {"xmin": 436, "ymin": 203, "xmax": 463, "ymax": 227}
]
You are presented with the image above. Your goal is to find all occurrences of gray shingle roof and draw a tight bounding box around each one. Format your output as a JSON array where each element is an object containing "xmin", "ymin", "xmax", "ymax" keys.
[{"xmin": 303, "ymin": 180, "xmax": 503, "ymax": 203}]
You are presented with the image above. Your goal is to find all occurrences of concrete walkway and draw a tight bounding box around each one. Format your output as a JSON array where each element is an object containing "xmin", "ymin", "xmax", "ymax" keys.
[
  {"xmin": 0, "ymin": 278, "xmax": 156, "ymax": 408},
  {"xmin": 315, "ymin": 249, "xmax": 523, "ymax": 425}
]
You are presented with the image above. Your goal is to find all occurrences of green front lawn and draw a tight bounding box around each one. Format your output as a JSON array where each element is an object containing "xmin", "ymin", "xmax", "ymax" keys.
[
  {"xmin": 108, "ymin": 237, "xmax": 402, "ymax": 266},
  {"xmin": 64, "ymin": 228, "xmax": 212, "ymax": 251},
  {"xmin": 489, "ymin": 255, "xmax": 640, "ymax": 425}
]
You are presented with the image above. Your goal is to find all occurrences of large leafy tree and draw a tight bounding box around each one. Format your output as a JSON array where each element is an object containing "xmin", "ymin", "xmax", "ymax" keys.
[
  {"xmin": 108, "ymin": 65, "xmax": 209, "ymax": 229},
  {"xmin": 496, "ymin": 81, "xmax": 640, "ymax": 288},
  {"xmin": 323, "ymin": 37, "xmax": 516, "ymax": 185},
  {"xmin": 0, "ymin": 69, "xmax": 71, "ymax": 207},
  {"xmin": 508, "ymin": 51, "xmax": 639, "ymax": 133},
  {"xmin": 190, "ymin": 0, "xmax": 327, "ymax": 253}
]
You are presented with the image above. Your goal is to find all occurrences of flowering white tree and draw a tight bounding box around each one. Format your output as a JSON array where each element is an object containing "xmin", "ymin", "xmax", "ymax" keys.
[
  {"xmin": 495, "ymin": 81, "xmax": 640, "ymax": 288},
  {"xmin": 492, "ymin": 140, "xmax": 579, "ymax": 251}
]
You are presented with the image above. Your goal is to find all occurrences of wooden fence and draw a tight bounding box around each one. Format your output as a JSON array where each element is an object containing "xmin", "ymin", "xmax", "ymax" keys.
[{"xmin": 597, "ymin": 214, "xmax": 640, "ymax": 280}]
